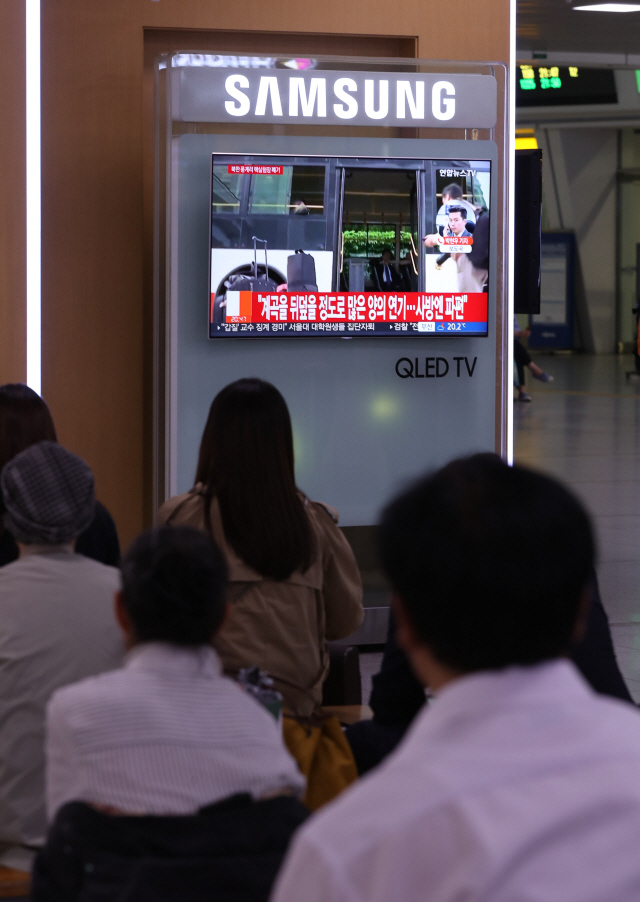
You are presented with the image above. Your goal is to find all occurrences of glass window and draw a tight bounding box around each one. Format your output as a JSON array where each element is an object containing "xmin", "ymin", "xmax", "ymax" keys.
[
  {"xmin": 343, "ymin": 224, "xmax": 368, "ymax": 257},
  {"xmin": 248, "ymin": 166, "xmax": 325, "ymax": 215},
  {"xmin": 212, "ymin": 166, "xmax": 241, "ymax": 213},
  {"xmin": 366, "ymin": 225, "xmax": 397, "ymax": 258},
  {"xmin": 399, "ymin": 229, "xmax": 412, "ymax": 260},
  {"xmin": 343, "ymin": 224, "xmax": 398, "ymax": 258},
  {"xmin": 249, "ymin": 168, "xmax": 293, "ymax": 215},
  {"xmin": 290, "ymin": 166, "xmax": 325, "ymax": 215}
]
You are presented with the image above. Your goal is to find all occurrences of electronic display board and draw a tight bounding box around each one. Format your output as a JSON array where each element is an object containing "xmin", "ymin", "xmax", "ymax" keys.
[
  {"xmin": 209, "ymin": 154, "xmax": 491, "ymax": 338},
  {"xmin": 516, "ymin": 66, "xmax": 617, "ymax": 107}
]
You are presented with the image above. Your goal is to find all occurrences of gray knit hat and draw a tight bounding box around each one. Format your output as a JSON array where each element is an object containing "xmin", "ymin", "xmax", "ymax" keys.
[{"xmin": 1, "ymin": 441, "xmax": 95, "ymax": 545}]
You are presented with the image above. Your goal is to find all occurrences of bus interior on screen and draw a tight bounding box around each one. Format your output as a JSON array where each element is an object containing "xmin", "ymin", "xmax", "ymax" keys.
[{"xmin": 209, "ymin": 154, "xmax": 491, "ymax": 336}]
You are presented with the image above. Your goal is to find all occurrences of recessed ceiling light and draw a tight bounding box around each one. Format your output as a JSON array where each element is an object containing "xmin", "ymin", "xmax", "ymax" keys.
[{"xmin": 574, "ymin": 3, "xmax": 640, "ymax": 9}]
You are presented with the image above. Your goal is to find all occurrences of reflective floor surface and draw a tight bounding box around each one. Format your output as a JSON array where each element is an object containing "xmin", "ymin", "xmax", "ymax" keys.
[{"xmin": 515, "ymin": 353, "xmax": 640, "ymax": 701}]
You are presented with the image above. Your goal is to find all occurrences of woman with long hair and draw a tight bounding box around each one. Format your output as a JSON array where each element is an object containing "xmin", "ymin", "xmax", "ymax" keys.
[
  {"xmin": 0, "ymin": 384, "xmax": 120, "ymax": 567},
  {"xmin": 158, "ymin": 378, "xmax": 363, "ymax": 717}
]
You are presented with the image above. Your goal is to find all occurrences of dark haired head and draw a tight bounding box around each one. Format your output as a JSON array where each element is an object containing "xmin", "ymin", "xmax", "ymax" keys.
[
  {"xmin": 381, "ymin": 247, "xmax": 393, "ymax": 257},
  {"xmin": 0, "ymin": 384, "xmax": 57, "ymax": 474},
  {"xmin": 447, "ymin": 205, "xmax": 467, "ymax": 219},
  {"xmin": 196, "ymin": 378, "xmax": 313, "ymax": 581},
  {"xmin": 380, "ymin": 454, "xmax": 595, "ymax": 673},
  {"xmin": 121, "ymin": 526, "xmax": 228, "ymax": 646},
  {"xmin": 442, "ymin": 183, "xmax": 463, "ymax": 199}
]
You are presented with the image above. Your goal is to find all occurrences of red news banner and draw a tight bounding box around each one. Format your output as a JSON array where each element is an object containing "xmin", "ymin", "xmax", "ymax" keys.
[
  {"xmin": 227, "ymin": 164, "xmax": 284, "ymax": 175},
  {"xmin": 438, "ymin": 235, "xmax": 473, "ymax": 253},
  {"xmin": 222, "ymin": 291, "xmax": 487, "ymax": 325}
]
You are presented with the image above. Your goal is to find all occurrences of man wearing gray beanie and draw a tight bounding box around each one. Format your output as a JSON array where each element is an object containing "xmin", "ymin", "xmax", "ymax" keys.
[{"xmin": 0, "ymin": 441, "xmax": 122, "ymax": 872}]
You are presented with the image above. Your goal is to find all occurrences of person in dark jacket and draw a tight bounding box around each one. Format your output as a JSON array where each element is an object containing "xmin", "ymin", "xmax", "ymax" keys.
[
  {"xmin": 372, "ymin": 249, "xmax": 404, "ymax": 291},
  {"xmin": 0, "ymin": 384, "xmax": 120, "ymax": 567}
]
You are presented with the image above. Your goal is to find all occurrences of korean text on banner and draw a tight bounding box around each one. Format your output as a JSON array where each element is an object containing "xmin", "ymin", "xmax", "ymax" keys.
[{"xmin": 220, "ymin": 291, "xmax": 488, "ymax": 325}]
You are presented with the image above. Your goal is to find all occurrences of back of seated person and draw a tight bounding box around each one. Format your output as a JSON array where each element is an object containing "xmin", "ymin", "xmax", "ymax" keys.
[
  {"xmin": 0, "ymin": 441, "xmax": 123, "ymax": 871},
  {"xmin": 272, "ymin": 455, "xmax": 640, "ymax": 902},
  {"xmin": 45, "ymin": 525, "xmax": 305, "ymax": 823},
  {"xmin": 346, "ymin": 568, "xmax": 635, "ymax": 775},
  {"xmin": 157, "ymin": 378, "xmax": 363, "ymax": 718}
]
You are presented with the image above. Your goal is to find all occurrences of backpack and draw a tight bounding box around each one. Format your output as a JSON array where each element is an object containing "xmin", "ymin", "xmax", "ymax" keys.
[{"xmin": 287, "ymin": 249, "xmax": 318, "ymax": 291}]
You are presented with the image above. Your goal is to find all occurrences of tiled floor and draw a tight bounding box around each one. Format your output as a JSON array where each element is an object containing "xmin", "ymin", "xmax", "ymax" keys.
[{"xmin": 514, "ymin": 353, "xmax": 640, "ymax": 701}]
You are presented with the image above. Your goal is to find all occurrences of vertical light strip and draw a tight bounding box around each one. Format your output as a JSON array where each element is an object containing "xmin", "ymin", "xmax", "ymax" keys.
[
  {"xmin": 25, "ymin": 0, "xmax": 41, "ymax": 394},
  {"xmin": 506, "ymin": 0, "xmax": 516, "ymax": 463}
]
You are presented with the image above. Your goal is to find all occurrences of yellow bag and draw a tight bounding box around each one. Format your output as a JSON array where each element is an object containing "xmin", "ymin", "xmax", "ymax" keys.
[{"xmin": 283, "ymin": 712, "xmax": 358, "ymax": 811}]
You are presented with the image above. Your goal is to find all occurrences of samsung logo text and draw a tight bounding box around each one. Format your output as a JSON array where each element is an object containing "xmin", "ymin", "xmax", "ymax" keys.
[
  {"xmin": 175, "ymin": 69, "xmax": 498, "ymax": 129},
  {"xmin": 224, "ymin": 75, "xmax": 457, "ymax": 122}
]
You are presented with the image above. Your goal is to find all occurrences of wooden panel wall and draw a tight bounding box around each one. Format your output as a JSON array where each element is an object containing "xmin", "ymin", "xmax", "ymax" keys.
[
  {"xmin": 0, "ymin": 0, "xmax": 26, "ymax": 384},
  {"xmin": 0, "ymin": 0, "xmax": 510, "ymax": 548}
]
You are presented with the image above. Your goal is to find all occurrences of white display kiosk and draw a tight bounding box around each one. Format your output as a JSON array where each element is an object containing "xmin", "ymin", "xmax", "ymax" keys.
[{"xmin": 154, "ymin": 53, "xmax": 510, "ymax": 640}]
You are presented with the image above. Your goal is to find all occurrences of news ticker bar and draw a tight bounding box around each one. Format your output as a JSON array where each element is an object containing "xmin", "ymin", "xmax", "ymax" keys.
[
  {"xmin": 211, "ymin": 321, "xmax": 488, "ymax": 336},
  {"xmin": 215, "ymin": 291, "xmax": 488, "ymax": 326}
]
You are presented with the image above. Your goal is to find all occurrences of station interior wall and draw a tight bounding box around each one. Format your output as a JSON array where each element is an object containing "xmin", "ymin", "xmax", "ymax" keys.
[
  {"xmin": 536, "ymin": 126, "xmax": 617, "ymax": 354},
  {"xmin": 530, "ymin": 123, "xmax": 640, "ymax": 356},
  {"xmin": 619, "ymin": 129, "xmax": 640, "ymax": 348},
  {"xmin": 0, "ymin": 0, "xmax": 507, "ymax": 546},
  {"xmin": 1, "ymin": 0, "xmax": 633, "ymax": 545}
]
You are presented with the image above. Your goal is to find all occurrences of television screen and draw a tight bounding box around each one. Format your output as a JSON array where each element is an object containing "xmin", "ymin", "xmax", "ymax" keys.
[
  {"xmin": 514, "ymin": 148, "xmax": 542, "ymax": 315},
  {"xmin": 516, "ymin": 66, "xmax": 617, "ymax": 108},
  {"xmin": 208, "ymin": 154, "xmax": 491, "ymax": 338}
]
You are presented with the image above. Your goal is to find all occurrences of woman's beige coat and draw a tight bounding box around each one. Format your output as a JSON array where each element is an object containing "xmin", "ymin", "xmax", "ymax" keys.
[{"xmin": 158, "ymin": 486, "xmax": 364, "ymax": 716}]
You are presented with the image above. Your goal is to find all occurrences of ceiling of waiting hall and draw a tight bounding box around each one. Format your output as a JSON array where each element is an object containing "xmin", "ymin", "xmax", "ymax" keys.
[{"xmin": 517, "ymin": 0, "xmax": 640, "ymax": 55}]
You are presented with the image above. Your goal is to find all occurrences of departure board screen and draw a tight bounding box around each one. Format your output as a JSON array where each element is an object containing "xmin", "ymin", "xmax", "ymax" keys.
[{"xmin": 516, "ymin": 66, "xmax": 617, "ymax": 107}]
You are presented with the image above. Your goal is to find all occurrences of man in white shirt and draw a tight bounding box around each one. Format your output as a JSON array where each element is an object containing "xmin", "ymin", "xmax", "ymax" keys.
[
  {"xmin": 272, "ymin": 454, "xmax": 640, "ymax": 902},
  {"xmin": 0, "ymin": 441, "xmax": 122, "ymax": 869},
  {"xmin": 45, "ymin": 525, "xmax": 304, "ymax": 822}
]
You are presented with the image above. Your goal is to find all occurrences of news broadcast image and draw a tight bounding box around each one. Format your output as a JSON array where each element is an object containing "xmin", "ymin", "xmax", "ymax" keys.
[{"xmin": 208, "ymin": 155, "xmax": 491, "ymax": 338}]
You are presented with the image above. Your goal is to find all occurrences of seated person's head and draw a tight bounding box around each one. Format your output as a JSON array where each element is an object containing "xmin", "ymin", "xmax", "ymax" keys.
[
  {"xmin": 1, "ymin": 440, "xmax": 95, "ymax": 547},
  {"xmin": 379, "ymin": 454, "xmax": 594, "ymax": 686},
  {"xmin": 118, "ymin": 526, "xmax": 228, "ymax": 648},
  {"xmin": 0, "ymin": 383, "xmax": 57, "ymax": 473}
]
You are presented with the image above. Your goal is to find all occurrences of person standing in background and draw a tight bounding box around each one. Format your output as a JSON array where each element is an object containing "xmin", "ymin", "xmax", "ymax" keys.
[{"xmin": 514, "ymin": 317, "xmax": 554, "ymax": 401}]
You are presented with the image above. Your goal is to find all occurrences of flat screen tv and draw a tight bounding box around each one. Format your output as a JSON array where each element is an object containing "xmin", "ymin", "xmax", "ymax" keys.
[{"xmin": 209, "ymin": 153, "xmax": 492, "ymax": 338}]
